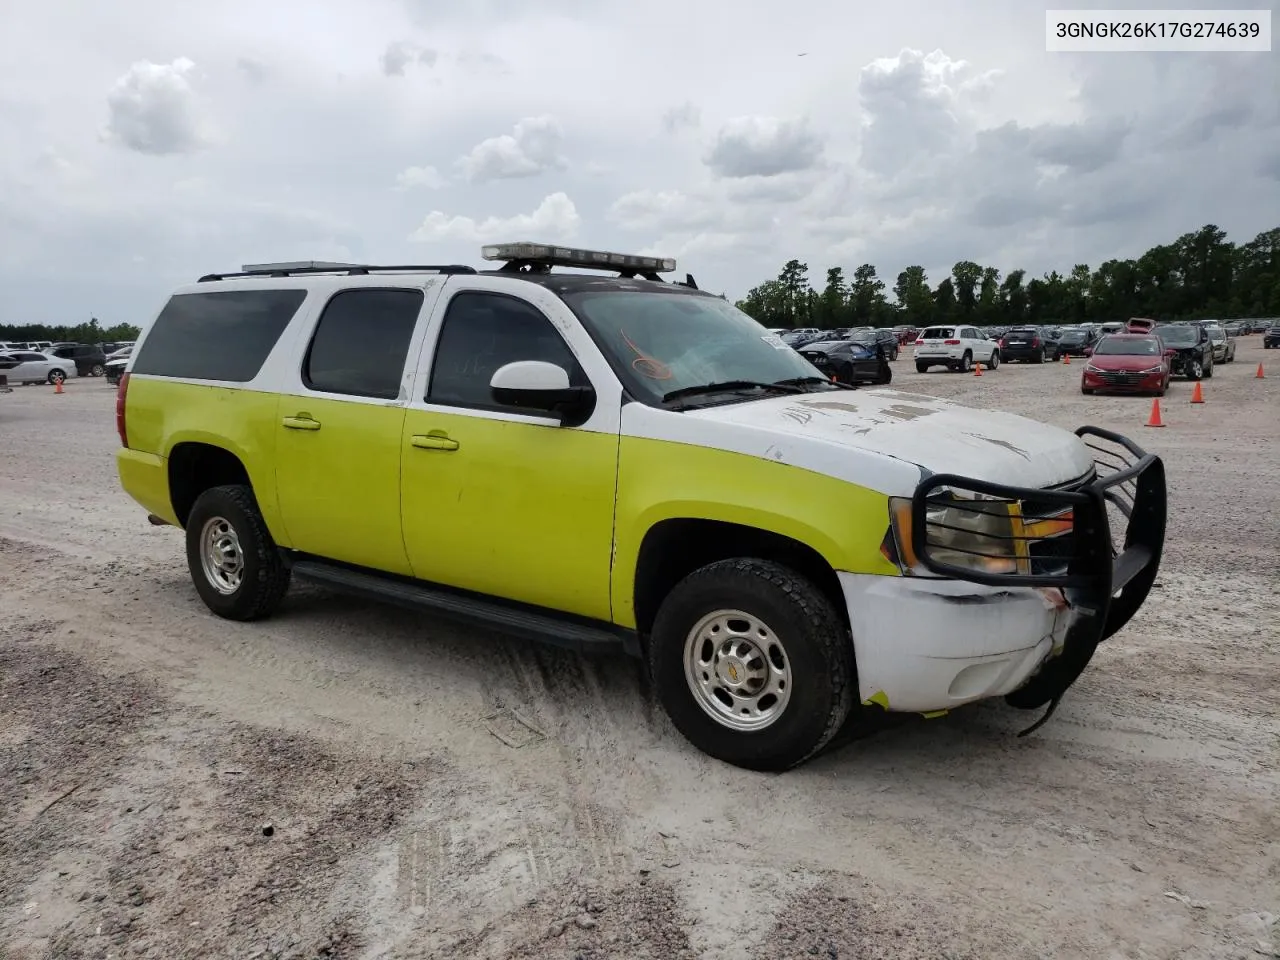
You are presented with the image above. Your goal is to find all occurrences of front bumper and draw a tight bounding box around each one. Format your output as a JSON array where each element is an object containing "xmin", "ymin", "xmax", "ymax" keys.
[{"xmin": 855, "ymin": 427, "xmax": 1166, "ymax": 714}]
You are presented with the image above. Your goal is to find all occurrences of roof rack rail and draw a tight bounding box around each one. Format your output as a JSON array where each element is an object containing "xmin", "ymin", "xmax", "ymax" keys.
[{"xmin": 197, "ymin": 261, "xmax": 478, "ymax": 282}]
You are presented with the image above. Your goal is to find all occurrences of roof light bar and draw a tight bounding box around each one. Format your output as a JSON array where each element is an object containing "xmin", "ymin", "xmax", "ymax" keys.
[{"xmin": 481, "ymin": 242, "xmax": 676, "ymax": 274}]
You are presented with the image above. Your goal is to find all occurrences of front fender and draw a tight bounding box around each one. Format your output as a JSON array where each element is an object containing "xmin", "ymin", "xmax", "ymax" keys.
[{"xmin": 610, "ymin": 435, "xmax": 899, "ymax": 629}]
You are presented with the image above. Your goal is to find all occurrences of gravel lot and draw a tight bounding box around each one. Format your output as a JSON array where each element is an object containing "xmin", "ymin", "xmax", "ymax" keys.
[{"xmin": 2, "ymin": 341, "xmax": 1277, "ymax": 960}]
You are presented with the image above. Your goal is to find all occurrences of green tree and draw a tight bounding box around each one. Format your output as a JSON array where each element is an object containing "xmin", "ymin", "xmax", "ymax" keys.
[
  {"xmin": 893, "ymin": 266, "xmax": 932, "ymax": 326},
  {"xmin": 933, "ymin": 277, "xmax": 957, "ymax": 320},
  {"xmin": 818, "ymin": 267, "xmax": 848, "ymax": 328},
  {"xmin": 850, "ymin": 264, "xmax": 889, "ymax": 326},
  {"xmin": 951, "ymin": 261, "xmax": 983, "ymax": 317}
]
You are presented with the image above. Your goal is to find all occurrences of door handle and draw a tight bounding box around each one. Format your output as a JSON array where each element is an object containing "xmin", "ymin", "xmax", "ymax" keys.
[
  {"xmin": 411, "ymin": 432, "xmax": 459, "ymax": 451},
  {"xmin": 282, "ymin": 415, "xmax": 321, "ymax": 431}
]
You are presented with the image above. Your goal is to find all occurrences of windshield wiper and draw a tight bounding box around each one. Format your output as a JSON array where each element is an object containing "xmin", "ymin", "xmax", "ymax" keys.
[
  {"xmin": 662, "ymin": 380, "xmax": 802, "ymax": 403},
  {"xmin": 773, "ymin": 375, "xmax": 854, "ymax": 391}
]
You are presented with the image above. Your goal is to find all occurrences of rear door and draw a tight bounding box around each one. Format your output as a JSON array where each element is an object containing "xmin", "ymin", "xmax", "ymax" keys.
[{"xmin": 273, "ymin": 281, "xmax": 443, "ymax": 576}]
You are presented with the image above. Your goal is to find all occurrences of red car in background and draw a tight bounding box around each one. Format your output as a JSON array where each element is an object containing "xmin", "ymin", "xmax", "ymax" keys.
[{"xmin": 1081, "ymin": 334, "xmax": 1171, "ymax": 396}]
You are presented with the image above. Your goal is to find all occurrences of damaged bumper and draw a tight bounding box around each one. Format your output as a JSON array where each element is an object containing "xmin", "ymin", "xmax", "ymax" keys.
[{"xmin": 855, "ymin": 426, "xmax": 1166, "ymax": 716}]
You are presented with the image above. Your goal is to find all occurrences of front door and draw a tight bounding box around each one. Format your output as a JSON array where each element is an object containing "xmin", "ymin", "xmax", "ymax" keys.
[
  {"xmin": 274, "ymin": 286, "xmax": 430, "ymax": 576},
  {"xmin": 400, "ymin": 284, "xmax": 620, "ymax": 622}
]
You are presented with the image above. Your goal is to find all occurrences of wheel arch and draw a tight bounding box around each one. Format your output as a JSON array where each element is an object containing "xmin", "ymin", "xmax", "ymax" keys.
[{"xmin": 630, "ymin": 517, "xmax": 852, "ymax": 640}]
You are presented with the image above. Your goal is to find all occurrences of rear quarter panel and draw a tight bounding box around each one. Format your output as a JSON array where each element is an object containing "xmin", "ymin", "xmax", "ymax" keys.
[{"xmin": 121, "ymin": 377, "xmax": 287, "ymax": 539}]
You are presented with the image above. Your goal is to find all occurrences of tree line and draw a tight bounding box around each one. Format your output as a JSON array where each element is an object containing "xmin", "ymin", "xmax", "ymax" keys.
[
  {"xmin": 734, "ymin": 224, "xmax": 1280, "ymax": 330},
  {"xmin": 0, "ymin": 318, "xmax": 142, "ymax": 345}
]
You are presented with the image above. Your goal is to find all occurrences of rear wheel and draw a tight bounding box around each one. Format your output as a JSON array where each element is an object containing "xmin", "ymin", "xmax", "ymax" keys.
[
  {"xmin": 89, "ymin": 363, "xmax": 105, "ymax": 377},
  {"xmin": 649, "ymin": 558, "xmax": 854, "ymax": 771},
  {"xmin": 47, "ymin": 369, "xmax": 66, "ymax": 385},
  {"xmin": 958, "ymin": 352, "xmax": 972, "ymax": 373},
  {"xmin": 185, "ymin": 484, "xmax": 291, "ymax": 621},
  {"xmin": 916, "ymin": 362, "xmax": 929, "ymax": 373}
]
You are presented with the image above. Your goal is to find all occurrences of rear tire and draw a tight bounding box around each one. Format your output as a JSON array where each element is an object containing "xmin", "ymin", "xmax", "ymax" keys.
[
  {"xmin": 959, "ymin": 352, "xmax": 972, "ymax": 373},
  {"xmin": 916, "ymin": 362, "xmax": 929, "ymax": 373},
  {"xmin": 185, "ymin": 484, "xmax": 291, "ymax": 621},
  {"xmin": 90, "ymin": 363, "xmax": 105, "ymax": 377},
  {"xmin": 648, "ymin": 558, "xmax": 854, "ymax": 771}
]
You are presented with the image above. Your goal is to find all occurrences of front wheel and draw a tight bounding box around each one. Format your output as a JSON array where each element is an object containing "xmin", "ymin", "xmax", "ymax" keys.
[
  {"xmin": 185, "ymin": 484, "xmax": 291, "ymax": 621},
  {"xmin": 987, "ymin": 350, "xmax": 1000, "ymax": 370},
  {"xmin": 1187, "ymin": 358, "xmax": 1203, "ymax": 380},
  {"xmin": 47, "ymin": 369, "xmax": 66, "ymax": 385},
  {"xmin": 1205, "ymin": 357, "xmax": 1214, "ymax": 379},
  {"xmin": 649, "ymin": 558, "xmax": 855, "ymax": 771},
  {"xmin": 89, "ymin": 363, "xmax": 105, "ymax": 377}
]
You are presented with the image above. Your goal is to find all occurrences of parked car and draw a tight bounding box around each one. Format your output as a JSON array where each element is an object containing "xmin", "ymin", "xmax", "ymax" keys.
[
  {"xmin": 848, "ymin": 328, "xmax": 900, "ymax": 360},
  {"xmin": 914, "ymin": 324, "xmax": 1000, "ymax": 373},
  {"xmin": 1053, "ymin": 327, "xmax": 1098, "ymax": 360},
  {"xmin": 1125, "ymin": 317, "xmax": 1156, "ymax": 334},
  {"xmin": 1098, "ymin": 321, "xmax": 1125, "ymax": 336},
  {"xmin": 1154, "ymin": 323, "xmax": 1213, "ymax": 380},
  {"xmin": 998, "ymin": 326, "xmax": 1051, "ymax": 363},
  {"xmin": 112, "ymin": 245, "xmax": 1168, "ymax": 771},
  {"xmin": 0, "ymin": 351, "xmax": 79, "ymax": 385},
  {"xmin": 1264, "ymin": 322, "xmax": 1280, "ymax": 348},
  {"xmin": 797, "ymin": 339, "xmax": 893, "ymax": 385},
  {"xmin": 1080, "ymin": 335, "xmax": 1171, "ymax": 396},
  {"xmin": 1202, "ymin": 323, "xmax": 1236, "ymax": 363},
  {"xmin": 48, "ymin": 342, "xmax": 108, "ymax": 377}
]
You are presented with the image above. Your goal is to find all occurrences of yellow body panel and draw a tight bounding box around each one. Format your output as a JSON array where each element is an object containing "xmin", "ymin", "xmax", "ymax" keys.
[
  {"xmin": 610, "ymin": 436, "xmax": 899, "ymax": 629},
  {"xmin": 117, "ymin": 377, "xmax": 289, "ymax": 540},
  {"xmin": 116, "ymin": 448, "xmax": 177, "ymax": 525},
  {"xmin": 399, "ymin": 409, "xmax": 618, "ymax": 621},
  {"xmin": 274, "ymin": 396, "xmax": 413, "ymax": 575}
]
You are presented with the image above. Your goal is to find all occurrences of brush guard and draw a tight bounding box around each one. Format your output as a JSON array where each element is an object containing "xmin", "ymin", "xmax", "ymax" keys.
[{"xmin": 909, "ymin": 426, "xmax": 1167, "ymax": 717}]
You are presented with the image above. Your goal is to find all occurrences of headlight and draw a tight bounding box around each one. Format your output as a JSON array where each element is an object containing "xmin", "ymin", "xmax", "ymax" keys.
[
  {"xmin": 887, "ymin": 493, "xmax": 1074, "ymax": 578},
  {"xmin": 1084, "ymin": 362, "xmax": 1101, "ymax": 373},
  {"xmin": 1139, "ymin": 364, "xmax": 1163, "ymax": 374},
  {"xmin": 888, "ymin": 494, "xmax": 1019, "ymax": 575}
]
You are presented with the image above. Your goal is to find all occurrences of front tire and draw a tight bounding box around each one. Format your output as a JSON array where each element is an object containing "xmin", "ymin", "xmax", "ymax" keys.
[
  {"xmin": 89, "ymin": 363, "xmax": 105, "ymax": 377},
  {"xmin": 47, "ymin": 369, "xmax": 66, "ymax": 385},
  {"xmin": 988, "ymin": 350, "xmax": 1000, "ymax": 370},
  {"xmin": 649, "ymin": 558, "xmax": 854, "ymax": 771},
  {"xmin": 185, "ymin": 485, "xmax": 291, "ymax": 621}
]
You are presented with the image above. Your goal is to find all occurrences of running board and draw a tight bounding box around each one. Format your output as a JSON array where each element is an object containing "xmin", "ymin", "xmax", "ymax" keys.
[{"xmin": 289, "ymin": 559, "xmax": 639, "ymax": 656}]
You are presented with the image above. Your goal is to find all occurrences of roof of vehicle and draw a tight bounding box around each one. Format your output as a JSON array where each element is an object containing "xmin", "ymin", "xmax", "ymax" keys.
[{"xmin": 1100, "ymin": 333, "xmax": 1158, "ymax": 340}]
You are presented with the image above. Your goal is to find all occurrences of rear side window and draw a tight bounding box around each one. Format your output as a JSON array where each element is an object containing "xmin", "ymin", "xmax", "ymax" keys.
[
  {"xmin": 922, "ymin": 327, "xmax": 954, "ymax": 338},
  {"xmin": 132, "ymin": 290, "xmax": 307, "ymax": 382},
  {"xmin": 303, "ymin": 288, "xmax": 425, "ymax": 399}
]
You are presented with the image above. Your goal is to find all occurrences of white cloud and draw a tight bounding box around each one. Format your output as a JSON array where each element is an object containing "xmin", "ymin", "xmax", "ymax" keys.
[
  {"xmin": 661, "ymin": 102, "xmax": 700, "ymax": 134},
  {"xmin": 456, "ymin": 116, "xmax": 567, "ymax": 182},
  {"xmin": 381, "ymin": 40, "xmax": 437, "ymax": 75},
  {"xmin": 408, "ymin": 192, "xmax": 580, "ymax": 244},
  {"xmin": 394, "ymin": 165, "xmax": 446, "ymax": 190},
  {"xmin": 102, "ymin": 57, "xmax": 209, "ymax": 155},
  {"xmin": 704, "ymin": 116, "xmax": 825, "ymax": 179}
]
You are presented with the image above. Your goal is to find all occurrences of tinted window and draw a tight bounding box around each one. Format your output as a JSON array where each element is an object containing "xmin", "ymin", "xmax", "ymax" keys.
[
  {"xmin": 303, "ymin": 288, "xmax": 424, "ymax": 399},
  {"xmin": 428, "ymin": 292, "xmax": 585, "ymax": 410},
  {"xmin": 922, "ymin": 327, "xmax": 954, "ymax": 338},
  {"xmin": 132, "ymin": 289, "xmax": 307, "ymax": 382}
]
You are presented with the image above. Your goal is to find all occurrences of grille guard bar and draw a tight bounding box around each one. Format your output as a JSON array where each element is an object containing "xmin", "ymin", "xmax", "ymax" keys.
[{"xmin": 908, "ymin": 426, "xmax": 1167, "ymax": 710}]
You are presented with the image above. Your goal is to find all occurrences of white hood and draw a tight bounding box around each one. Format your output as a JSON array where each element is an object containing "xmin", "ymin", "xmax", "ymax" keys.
[{"xmin": 681, "ymin": 388, "xmax": 1095, "ymax": 492}]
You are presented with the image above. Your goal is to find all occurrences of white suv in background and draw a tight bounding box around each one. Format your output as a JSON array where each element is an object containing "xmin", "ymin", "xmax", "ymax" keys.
[{"xmin": 914, "ymin": 325, "xmax": 1000, "ymax": 373}]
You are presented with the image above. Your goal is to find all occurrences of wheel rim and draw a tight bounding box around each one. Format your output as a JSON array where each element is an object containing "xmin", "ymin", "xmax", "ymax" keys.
[
  {"xmin": 199, "ymin": 516, "xmax": 244, "ymax": 594},
  {"xmin": 50, "ymin": 371, "xmax": 64, "ymax": 384},
  {"xmin": 91, "ymin": 364, "xmax": 104, "ymax": 376},
  {"xmin": 683, "ymin": 609, "xmax": 792, "ymax": 732}
]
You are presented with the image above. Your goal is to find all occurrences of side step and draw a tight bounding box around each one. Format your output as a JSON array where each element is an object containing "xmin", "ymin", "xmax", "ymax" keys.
[{"xmin": 290, "ymin": 559, "xmax": 639, "ymax": 656}]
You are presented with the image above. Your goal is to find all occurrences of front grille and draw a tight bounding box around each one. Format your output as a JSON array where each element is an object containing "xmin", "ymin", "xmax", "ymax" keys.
[{"xmin": 1095, "ymin": 370, "xmax": 1147, "ymax": 384}]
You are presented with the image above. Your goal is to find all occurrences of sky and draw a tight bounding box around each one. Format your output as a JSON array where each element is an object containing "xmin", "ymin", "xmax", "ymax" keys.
[{"xmin": 0, "ymin": 0, "xmax": 1277, "ymax": 326}]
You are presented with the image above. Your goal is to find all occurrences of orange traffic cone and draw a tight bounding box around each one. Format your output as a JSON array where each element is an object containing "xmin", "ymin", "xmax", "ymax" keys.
[
  {"xmin": 974, "ymin": 362, "xmax": 983, "ymax": 377},
  {"xmin": 1145, "ymin": 398, "xmax": 1165, "ymax": 427},
  {"xmin": 1063, "ymin": 354, "xmax": 1070, "ymax": 365},
  {"xmin": 1257, "ymin": 363, "xmax": 1265, "ymax": 378},
  {"xmin": 54, "ymin": 379, "xmax": 64, "ymax": 395},
  {"xmin": 1190, "ymin": 381, "xmax": 1204, "ymax": 404}
]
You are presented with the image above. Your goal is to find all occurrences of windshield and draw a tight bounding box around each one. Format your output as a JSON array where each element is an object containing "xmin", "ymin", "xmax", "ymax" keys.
[
  {"xmin": 1093, "ymin": 337, "xmax": 1160, "ymax": 356},
  {"xmin": 1205, "ymin": 327, "xmax": 1224, "ymax": 340},
  {"xmin": 1155, "ymin": 325, "xmax": 1197, "ymax": 345},
  {"xmin": 563, "ymin": 290, "xmax": 825, "ymax": 404}
]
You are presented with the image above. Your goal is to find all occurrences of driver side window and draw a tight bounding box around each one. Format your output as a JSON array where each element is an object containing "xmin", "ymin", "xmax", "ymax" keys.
[{"xmin": 427, "ymin": 291, "xmax": 587, "ymax": 411}]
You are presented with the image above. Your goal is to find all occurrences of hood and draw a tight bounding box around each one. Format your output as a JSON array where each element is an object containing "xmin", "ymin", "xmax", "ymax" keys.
[
  {"xmin": 685, "ymin": 388, "xmax": 1095, "ymax": 490},
  {"xmin": 1086, "ymin": 354, "xmax": 1163, "ymax": 370}
]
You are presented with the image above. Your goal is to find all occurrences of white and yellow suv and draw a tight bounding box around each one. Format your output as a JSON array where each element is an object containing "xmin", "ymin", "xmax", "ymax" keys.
[{"xmin": 115, "ymin": 244, "xmax": 1168, "ymax": 770}]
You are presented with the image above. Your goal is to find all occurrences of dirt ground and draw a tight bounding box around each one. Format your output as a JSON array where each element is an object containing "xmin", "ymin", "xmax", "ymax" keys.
[{"xmin": 1, "ymin": 340, "xmax": 1277, "ymax": 960}]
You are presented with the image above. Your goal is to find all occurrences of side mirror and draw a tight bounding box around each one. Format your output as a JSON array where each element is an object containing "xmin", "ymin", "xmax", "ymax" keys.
[{"xmin": 489, "ymin": 360, "xmax": 594, "ymax": 425}]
